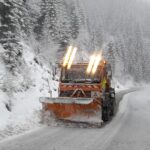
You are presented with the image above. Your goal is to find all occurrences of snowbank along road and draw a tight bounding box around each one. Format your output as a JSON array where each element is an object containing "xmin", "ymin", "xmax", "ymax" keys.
[{"xmin": 0, "ymin": 88, "xmax": 150, "ymax": 150}]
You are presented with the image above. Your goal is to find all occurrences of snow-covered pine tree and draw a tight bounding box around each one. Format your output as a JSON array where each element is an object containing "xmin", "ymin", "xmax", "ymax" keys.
[
  {"xmin": 20, "ymin": 0, "xmax": 33, "ymax": 40},
  {"xmin": 68, "ymin": 1, "xmax": 79, "ymax": 40},
  {"xmin": 105, "ymin": 41, "xmax": 116, "ymax": 75},
  {"xmin": 0, "ymin": 0, "xmax": 24, "ymax": 74},
  {"xmin": 33, "ymin": 0, "xmax": 47, "ymax": 41},
  {"xmin": 55, "ymin": 0, "xmax": 72, "ymax": 44},
  {"xmin": 132, "ymin": 23, "xmax": 144, "ymax": 81}
]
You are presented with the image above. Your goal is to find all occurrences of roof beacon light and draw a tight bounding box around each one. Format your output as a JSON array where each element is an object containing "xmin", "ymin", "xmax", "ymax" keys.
[
  {"xmin": 67, "ymin": 47, "xmax": 77, "ymax": 69},
  {"xmin": 92, "ymin": 54, "xmax": 102, "ymax": 75},
  {"xmin": 86, "ymin": 55, "xmax": 96, "ymax": 74},
  {"xmin": 63, "ymin": 46, "xmax": 73, "ymax": 67}
]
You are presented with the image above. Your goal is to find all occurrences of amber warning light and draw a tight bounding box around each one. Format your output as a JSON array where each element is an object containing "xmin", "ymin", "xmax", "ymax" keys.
[
  {"xmin": 63, "ymin": 46, "xmax": 77, "ymax": 69},
  {"xmin": 86, "ymin": 51, "xmax": 102, "ymax": 75}
]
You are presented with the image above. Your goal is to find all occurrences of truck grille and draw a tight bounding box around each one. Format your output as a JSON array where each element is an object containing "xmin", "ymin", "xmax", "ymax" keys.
[{"xmin": 59, "ymin": 91, "xmax": 91, "ymax": 97}]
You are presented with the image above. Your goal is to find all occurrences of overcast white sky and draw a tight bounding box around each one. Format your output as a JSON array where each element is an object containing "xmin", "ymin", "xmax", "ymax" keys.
[{"xmin": 145, "ymin": 0, "xmax": 150, "ymax": 1}]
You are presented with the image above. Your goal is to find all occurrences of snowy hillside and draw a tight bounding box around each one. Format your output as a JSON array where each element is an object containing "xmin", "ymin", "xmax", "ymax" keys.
[{"xmin": 0, "ymin": 43, "xmax": 58, "ymax": 138}]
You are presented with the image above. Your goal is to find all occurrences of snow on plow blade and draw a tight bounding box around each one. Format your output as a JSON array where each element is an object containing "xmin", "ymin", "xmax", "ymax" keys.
[
  {"xmin": 40, "ymin": 97, "xmax": 94, "ymax": 104},
  {"xmin": 40, "ymin": 97, "xmax": 102, "ymax": 123}
]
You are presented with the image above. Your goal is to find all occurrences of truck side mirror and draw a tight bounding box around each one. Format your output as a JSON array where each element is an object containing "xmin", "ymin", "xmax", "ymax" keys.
[
  {"xmin": 106, "ymin": 64, "xmax": 112, "ymax": 79},
  {"xmin": 107, "ymin": 70, "xmax": 112, "ymax": 79}
]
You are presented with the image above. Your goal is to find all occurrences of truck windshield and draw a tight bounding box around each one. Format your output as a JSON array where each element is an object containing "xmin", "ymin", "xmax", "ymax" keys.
[{"xmin": 61, "ymin": 65, "xmax": 101, "ymax": 83}]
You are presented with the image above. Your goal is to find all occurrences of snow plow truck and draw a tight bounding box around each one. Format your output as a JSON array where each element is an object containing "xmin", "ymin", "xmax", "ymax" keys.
[{"xmin": 40, "ymin": 46, "xmax": 116, "ymax": 125}]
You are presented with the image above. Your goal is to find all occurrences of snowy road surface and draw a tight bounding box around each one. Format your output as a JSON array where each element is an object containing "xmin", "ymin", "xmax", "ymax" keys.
[{"xmin": 0, "ymin": 88, "xmax": 150, "ymax": 150}]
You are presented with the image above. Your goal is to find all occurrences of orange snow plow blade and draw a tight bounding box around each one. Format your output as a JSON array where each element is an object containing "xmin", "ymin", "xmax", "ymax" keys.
[{"xmin": 40, "ymin": 97, "xmax": 102, "ymax": 119}]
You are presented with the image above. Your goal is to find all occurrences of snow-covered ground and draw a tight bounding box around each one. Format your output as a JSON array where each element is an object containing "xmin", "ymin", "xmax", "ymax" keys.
[
  {"xmin": 0, "ymin": 43, "xmax": 58, "ymax": 140},
  {"xmin": 112, "ymin": 76, "xmax": 143, "ymax": 92},
  {"xmin": 104, "ymin": 86, "xmax": 150, "ymax": 150},
  {"xmin": 0, "ymin": 86, "xmax": 150, "ymax": 150}
]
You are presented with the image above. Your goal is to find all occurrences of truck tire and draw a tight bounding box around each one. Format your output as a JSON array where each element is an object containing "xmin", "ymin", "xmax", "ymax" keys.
[
  {"xmin": 110, "ymin": 88, "xmax": 116, "ymax": 116},
  {"xmin": 102, "ymin": 107, "xmax": 110, "ymax": 122},
  {"xmin": 110, "ymin": 105, "xmax": 114, "ymax": 116},
  {"xmin": 110, "ymin": 99, "xmax": 115, "ymax": 116}
]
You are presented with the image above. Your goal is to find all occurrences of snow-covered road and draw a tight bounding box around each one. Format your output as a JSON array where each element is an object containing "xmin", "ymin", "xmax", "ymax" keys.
[{"xmin": 0, "ymin": 88, "xmax": 150, "ymax": 150}]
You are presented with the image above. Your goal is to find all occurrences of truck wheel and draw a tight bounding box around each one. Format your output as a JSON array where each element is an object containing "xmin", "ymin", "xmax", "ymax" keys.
[
  {"xmin": 102, "ymin": 107, "xmax": 110, "ymax": 122},
  {"xmin": 110, "ymin": 104, "xmax": 114, "ymax": 116},
  {"xmin": 110, "ymin": 98, "xmax": 116, "ymax": 116}
]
